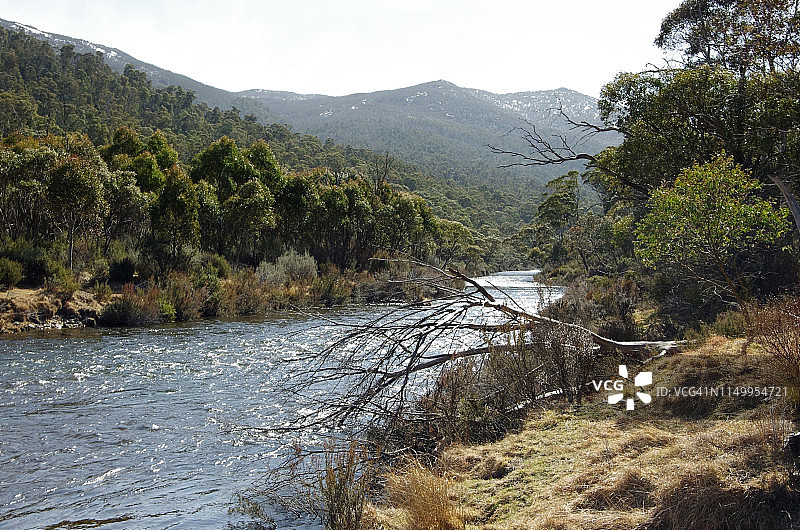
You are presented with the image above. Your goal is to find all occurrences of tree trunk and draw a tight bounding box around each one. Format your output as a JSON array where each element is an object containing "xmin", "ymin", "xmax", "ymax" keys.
[{"xmin": 769, "ymin": 173, "xmax": 800, "ymax": 237}]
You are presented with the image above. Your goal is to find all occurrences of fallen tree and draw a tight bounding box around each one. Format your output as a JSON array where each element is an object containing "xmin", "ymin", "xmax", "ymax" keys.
[
  {"xmin": 274, "ymin": 262, "xmax": 682, "ymax": 435},
  {"xmin": 252, "ymin": 262, "xmax": 683, "ymax": 524}
]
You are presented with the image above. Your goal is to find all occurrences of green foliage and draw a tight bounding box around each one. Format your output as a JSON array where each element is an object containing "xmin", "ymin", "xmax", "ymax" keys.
[
  {"xmin": 711, "ymin": 309, "xmax": 747, "ymax": 338},
  {"xmin": 637, "ymin": 154, "xmax": 788, "ymax": 307},
  {"xmin": 90, "ymin": 280, "xmax": 113, "ymax": 302},
  {"xmin": 656, "ymin": 0, "xmax": 800, "ymax": 74},
  {"xmin": 150, "ymin": 166, "xmax": 199, "ymax": 264},
  {"xmin": 0, "ymin": 27, "xmax": 539, "ymax": 298},
  {"xmin": 200, "ymin": 252, "xmax": 230, "ymax": 278},
  {"xmin": 277, "ymin": 250, "xmax": 317, "ymax": 281},
  {"xmin": 0, "ymin": 26, "xmax": 544, "ymax": 249},
  {"xmin": 47, "ymin": 141, "xmax": 108, "ymax": 269},
  {"xmin": 0, "ymin": 257, "xmax": 22, "ymax": 290}
]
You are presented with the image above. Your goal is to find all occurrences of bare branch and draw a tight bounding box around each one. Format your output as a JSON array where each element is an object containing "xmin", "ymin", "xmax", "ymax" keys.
[{"xmin": 267, "ymin": 263, "xmax": 681, "ymax": 437}]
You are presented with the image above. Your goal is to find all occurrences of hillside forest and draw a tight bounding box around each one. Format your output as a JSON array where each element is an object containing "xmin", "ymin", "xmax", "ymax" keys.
[
  {"xmin": 0, "ymin": 0, "xmax": 799, "ymax": 341},
  {"xmin": 0, "ymin": 27, "xmax": 536, "ymax": 322}
]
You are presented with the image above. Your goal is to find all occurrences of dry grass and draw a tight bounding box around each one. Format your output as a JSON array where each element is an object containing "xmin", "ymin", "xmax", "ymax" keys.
[
  {"xmin": 377, "ymin": 461, "xmax": 465, "ymax": 530},
  {"xmin": 392, "ymin": 336, "xmax": 800, "ymax": 530}
]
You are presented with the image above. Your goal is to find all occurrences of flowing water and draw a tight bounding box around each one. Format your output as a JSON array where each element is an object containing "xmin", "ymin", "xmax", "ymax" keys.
[{"xmin": 0, "ymin": 271, "xmax": 557, "ymax": 529}]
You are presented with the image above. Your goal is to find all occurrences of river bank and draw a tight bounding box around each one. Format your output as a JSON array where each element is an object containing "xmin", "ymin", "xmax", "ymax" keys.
[
  {"xmin": 0, "ymin": 288, "xmax": 105, "ymax": 333},
  {"xmin": 0, "ymin": 265, "xmax": 448, "ymax": 334},
  {"xmin": 368, "ymin": 336, "xmax": 799, "ymax": 529}
]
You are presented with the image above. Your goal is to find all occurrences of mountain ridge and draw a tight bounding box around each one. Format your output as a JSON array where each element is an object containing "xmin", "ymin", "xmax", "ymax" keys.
[{"xmin": 0, "ymin": 17, "xmax": 614, "ymax": 185}]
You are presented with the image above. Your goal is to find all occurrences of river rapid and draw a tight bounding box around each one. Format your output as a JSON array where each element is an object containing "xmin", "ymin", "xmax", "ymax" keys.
[{"xmin": 0, "ymin": 271, "xmax": 557, "ymax": 529}]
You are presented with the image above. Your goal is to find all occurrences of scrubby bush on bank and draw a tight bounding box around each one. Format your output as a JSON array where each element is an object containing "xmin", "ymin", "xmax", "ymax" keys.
[{"xmin": 99, "ymin": 283, "xmax": 164, "ymax": 326}]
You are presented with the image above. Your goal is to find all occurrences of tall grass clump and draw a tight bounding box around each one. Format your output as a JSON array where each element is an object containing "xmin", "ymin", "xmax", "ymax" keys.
[
  {"xmin": 318, "ymin": 441, "xmax": 372, "ymax": 530},
  {"xmin": 384, "ymin": 461, "xmax": 464, "ymax": 530}
]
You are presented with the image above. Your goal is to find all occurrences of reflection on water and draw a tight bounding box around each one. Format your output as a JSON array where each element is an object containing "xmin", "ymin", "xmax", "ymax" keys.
[
  {"xmin": 0, "ymin": 271, "xmax": 555, "ymax": 528},
  {"xmin": 472, "ymin": 269, "xmax": 563, "ymax": 313}
]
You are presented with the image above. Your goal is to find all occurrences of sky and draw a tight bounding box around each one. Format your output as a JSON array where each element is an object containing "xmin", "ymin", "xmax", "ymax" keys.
[{"xmin": 0, "ymin": 0, "xmax": 683, "ymax": 98}]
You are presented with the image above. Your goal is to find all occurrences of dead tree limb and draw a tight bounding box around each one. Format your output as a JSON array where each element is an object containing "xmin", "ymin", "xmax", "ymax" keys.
[{"xmin": 269, "ymin": 263, "xmax": 681, "ymax": 436}]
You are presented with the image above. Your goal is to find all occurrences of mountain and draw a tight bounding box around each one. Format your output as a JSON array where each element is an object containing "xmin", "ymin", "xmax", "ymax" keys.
[
  {"xmin": 236, "ymin": 81, "xmax": 609, "ymax": 184},
  {"xmin": 0, "ymin": 18, "xmax": 616, "ymax": 186}
]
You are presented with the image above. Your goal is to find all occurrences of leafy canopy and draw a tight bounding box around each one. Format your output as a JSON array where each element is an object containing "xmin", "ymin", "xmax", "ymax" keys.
[{"xmin": 637, "ymin": 153, "xmax": 787, "ymax": 271}]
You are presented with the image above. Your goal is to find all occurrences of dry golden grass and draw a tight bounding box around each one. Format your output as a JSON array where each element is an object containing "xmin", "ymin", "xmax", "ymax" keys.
[
  {"xmin": 404, "ymin": 336, "xmax": 800, "ymax": 530},
  {"xmin": 378, "ymin": 461, "xmax": 466, "ymax": 530}
]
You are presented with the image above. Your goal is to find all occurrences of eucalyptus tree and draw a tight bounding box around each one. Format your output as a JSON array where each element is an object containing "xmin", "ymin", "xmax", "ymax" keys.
[
  {"xmin": 637, "ymin": 154, "xmax": 788, "ymax": 321},
  {"xmin": 47, "ymin": 154, "xmax": 107, "ymax": 269}
]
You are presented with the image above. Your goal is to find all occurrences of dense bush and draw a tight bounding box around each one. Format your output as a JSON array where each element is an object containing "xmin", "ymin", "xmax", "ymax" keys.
[
  {"xmin": 256, "ymin": 260, "xmax": 287, "ymax": 286},
  {"xmin": 109, "ymin": 256, "xmax": 136, "ymax": 283},
  {"xmin": 0, "ymin": 257, "xmax": 23, "ymax": 290},
  {"xmin": 223, "ymin": 268, "xmax": 271, "ymax": 315},
  {"xmin": 161, "ymin": 271, "xmax": 205, "ymax": 321},
  {"xmin": 0, "ymin": 239, "xmax": 62, "ymax": 286},
  {"xmin": 99, "ymin": 283, "xmax": 163, "ymax": 326},
  {"xmin": 277, "ymin": 250, "xmax": 317, "ymax": 281},
  {"xmin": 311, "ymin": 271, "xmax": 352, "ymax": 307}
]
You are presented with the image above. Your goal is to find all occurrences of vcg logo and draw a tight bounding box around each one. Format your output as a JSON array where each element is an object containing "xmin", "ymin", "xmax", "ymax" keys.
[{"xmin": 591, "ymin": 365, "xmax": 653, "ymax": 410}]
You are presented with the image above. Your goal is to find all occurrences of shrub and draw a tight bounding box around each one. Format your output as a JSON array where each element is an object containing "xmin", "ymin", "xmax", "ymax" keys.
[
  {"xmin": 277, "ymin": 249, "xmax": 317, "ymax": 281},
  {"xmin": 711, "ymin": 309, "xmax": 747, "ymax": 338},
  {"xmin": 201, "ymin": 253, "xmax": 230, "ymax": 278},
  {"xmin": 312, "ymin": 273, "xmax": 352, "ymax": 307},
  {"xmin": 0, "ymin": 257, "xmax": 23, "ymax": 290},
  {"xmin": 256, "ymin": 260, "xmax": 287, "ymax": 286},
  {"xmin": 157, "ymin": 298, "xmax": 177, "ymax": 322},
  {"xmin": 223, "ymin": 268, "xmax": 271, "ymax": 315},
  {"xmin": 750, "ymin": 296, "xmax": 800, "ymax": 384},
  {"xmin": 594, "ymin": 276, "xmax": 640, "ymax": 341},
  {"xmin": 194, "ymin": 270, "xmax": 223, "ymax": 317},
  {"xmin": 109, "ymin": 256, "xmax": 136, "ymax": 283},
  {"xmin": 99, "ymin": 283, "xmax": 163, "ymax": 326},
  {"xmin": 90, "ymin": 280, "xmax": 113, "ymax": 302},
  {"xmin": 45, "ymin": 263, "xmax": 80, "ymax": 294},
  {"xmin": 161, "ymin": 271, "xmax": 204, "ymax": 321},
  {"xmin": 541, "ymin": 279, "xmax": 599, "ymax": 328},
  {"xmin": 0, "ymin": 239, "xmax": 62, "ymax": 287}
]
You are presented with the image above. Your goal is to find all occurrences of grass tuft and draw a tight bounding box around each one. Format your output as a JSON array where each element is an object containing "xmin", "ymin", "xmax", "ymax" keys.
[{"xmin": 383, "ymin": 461, "xmax": 465, "ymax": 530}]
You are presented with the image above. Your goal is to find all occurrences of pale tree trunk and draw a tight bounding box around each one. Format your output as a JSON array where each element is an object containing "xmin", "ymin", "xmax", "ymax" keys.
[{"xmin": 770, "ymin": 174, "xmax": 800, "ymax": 237}]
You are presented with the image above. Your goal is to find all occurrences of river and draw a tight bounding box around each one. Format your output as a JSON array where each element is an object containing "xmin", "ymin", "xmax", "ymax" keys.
[{"xmin": 0, "ymin": 271, "xmax": 556, "ymax": 529}]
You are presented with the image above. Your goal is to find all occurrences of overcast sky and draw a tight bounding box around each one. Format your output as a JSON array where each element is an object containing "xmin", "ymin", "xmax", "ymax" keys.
[{"xmin": 0, "ymin": 0, "xmax": 682, "ymax": 97}]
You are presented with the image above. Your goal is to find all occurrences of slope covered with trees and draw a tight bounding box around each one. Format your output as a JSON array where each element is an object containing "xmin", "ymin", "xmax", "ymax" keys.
[
  {"xmin": 0, "ymin": 27, "xmax": 532, "ymax": 323},
  {"xmin": 0, "ymin": 26, "xmax": 546, "ymax": 239}
]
